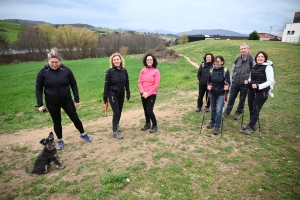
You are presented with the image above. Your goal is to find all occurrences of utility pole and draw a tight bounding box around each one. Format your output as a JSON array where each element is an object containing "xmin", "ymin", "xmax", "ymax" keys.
[{"xmin": 269, "ymin": 25, "xmax": 277, "ymax": 39}]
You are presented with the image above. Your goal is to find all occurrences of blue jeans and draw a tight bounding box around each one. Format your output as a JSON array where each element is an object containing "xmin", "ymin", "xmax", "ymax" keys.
[{"xmin": 210, "ymin": 93, "xmax": 225, "ymax": 128}]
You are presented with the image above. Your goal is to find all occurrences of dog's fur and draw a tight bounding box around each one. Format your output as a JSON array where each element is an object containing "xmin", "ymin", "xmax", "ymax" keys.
[{"xmin": 26, "ymin": 132, "xmax": 65, "ymax": 175}]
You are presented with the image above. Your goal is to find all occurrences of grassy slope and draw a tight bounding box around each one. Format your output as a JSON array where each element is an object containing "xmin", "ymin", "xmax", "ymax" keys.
[
  {"xmin": 0, "ymin": 40, "xmax": 299, "ymax": 199},
  {"xmin": 0, "ymin": 20, "xmax": 21, "ymax": 43}
]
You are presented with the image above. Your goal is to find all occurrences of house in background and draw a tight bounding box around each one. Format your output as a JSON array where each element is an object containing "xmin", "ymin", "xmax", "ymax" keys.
[
  {"xmin": 282, "ymin": 11, "xmax": 300, "ymax": 43},
  {"xmin": 258, "ymin": 33, "xmax": 282, "ymax": 41}
]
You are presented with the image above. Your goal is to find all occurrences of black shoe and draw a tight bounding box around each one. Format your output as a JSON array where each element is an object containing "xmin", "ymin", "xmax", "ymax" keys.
[
  {"xmin": 112, "ymin": 131, "xmax": 123, "ymax": 139},
  {"xmin": 207, "ymin": 121, "xmax": 214, "ymax": 129},
  {"xmin": 150, "ymin": 125, "xmax": 158, "ymax": 133},
  {"xmin": 141, "ymin": 123, "xmax": 151, "ymax": 131}
]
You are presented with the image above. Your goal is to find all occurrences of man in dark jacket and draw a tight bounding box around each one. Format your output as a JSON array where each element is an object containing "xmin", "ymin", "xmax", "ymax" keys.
[
  {"xmin": 196, "ymin": 53, "xmax": 214, "ymax": 112},
  {"xmin": 223, "ymin": 43, "xmax": 255, "ymax": 120}
]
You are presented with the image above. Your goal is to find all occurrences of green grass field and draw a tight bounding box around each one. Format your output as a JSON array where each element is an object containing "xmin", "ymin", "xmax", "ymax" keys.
[
  {"xmin": 0, "ymin": 40, "xmax": 299, "ymax": 199},
  {"xmin": 0, "ymin": 20, "xmax": 22, "ymax": 43}
]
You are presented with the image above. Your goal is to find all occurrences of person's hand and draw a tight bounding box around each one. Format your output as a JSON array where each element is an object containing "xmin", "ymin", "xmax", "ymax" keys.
[
  {"xmin": 207, "ymin": 85, "xmax": 212, "ymax": 91},
  {"xmin": 103, "ymin": 96, "xmax": 108, "ymax": 103},
  {"xmin": 244, "ymin": 80, "xmax": 249, "ymax": 85},
  {"xmin": 74, "ymin": 102, "xmax": 80, "ymax": 107},
  {"xmin": 252, "ymin": 84, "xmax": 258, "ymax": 89},
  {"xmin": 224, "ymin": 85, "xmax": 229, "ymax": 91},
  {"xmin": 38, "ymin": 106, "xmax": 46, "ymax": 112},
  {"xmin": 142, "ymin": 92, "xmax": 148, "ymax": 99},
  {"xmin": 126, "ymin": 93, "xmax": 130, "ymax": 100}
]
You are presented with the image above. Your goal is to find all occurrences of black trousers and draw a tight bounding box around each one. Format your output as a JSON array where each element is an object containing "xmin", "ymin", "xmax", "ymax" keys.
[
  {"xmin": 225, "ymin": 82, "xmax": 248, "ymax": 114},
  {"xmin": 197, "ymin": 84, "xmax": 210, "ymax": 108},
  {"xmin": 247, "ymin": 90, "xmax": 268, "ymax": 128},
  {"xmin": 109, "ymin": 92, "xmax": 125, "ymax": 132},
  {"xmin": 46, "ymin": 97, "xmax": 84, "ymax": 139},
  {"xmin": 141, "ymin": 94, "xmax": 157, "ymax": 126}
]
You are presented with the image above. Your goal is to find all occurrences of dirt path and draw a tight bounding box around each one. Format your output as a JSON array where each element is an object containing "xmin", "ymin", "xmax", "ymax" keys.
[{"xmin": 179, "ymin": 54, "xmax": 199, "ymax": 68}]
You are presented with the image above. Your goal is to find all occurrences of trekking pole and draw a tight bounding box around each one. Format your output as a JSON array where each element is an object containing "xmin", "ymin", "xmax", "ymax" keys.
[
  {"xmin": 200, "ymin": 89, "xmax": 210, "ymax": 135},
  {"xmin": 239, "ymin": 101, "xmax": 245, "ymax": 133},
  {"xmin": 221, "ymin": 90, "xmax": 227, "ymax": 137},
  {"xmin": 254, "ymin": 90, "xmax": 262, "ymax": 138}
]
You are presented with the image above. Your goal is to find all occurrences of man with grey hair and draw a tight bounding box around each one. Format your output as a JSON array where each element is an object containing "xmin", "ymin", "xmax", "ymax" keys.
[{"xmin": 223, "ymin": 43, "xmax": 255, "ymax": 120}]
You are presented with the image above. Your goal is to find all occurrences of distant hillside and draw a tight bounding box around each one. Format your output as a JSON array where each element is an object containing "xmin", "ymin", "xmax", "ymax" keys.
[{"xmin": 176, "ymin": 29, "xmax": 248, "ymax": 37}]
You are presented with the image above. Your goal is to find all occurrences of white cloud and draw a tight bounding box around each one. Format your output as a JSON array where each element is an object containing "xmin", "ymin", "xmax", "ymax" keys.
[{"xmin": 0, "ymin": 0, "xmax": 299, "ymax": 34}]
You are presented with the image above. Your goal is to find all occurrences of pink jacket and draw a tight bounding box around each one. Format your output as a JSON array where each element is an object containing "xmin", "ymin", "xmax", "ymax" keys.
[{"xmin": 138, "ymin": 67, "xmax": 160, "ymax": 96}]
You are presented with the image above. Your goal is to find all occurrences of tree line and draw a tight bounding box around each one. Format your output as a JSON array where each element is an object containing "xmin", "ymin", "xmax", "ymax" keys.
[{"xmin": 0, "ymin": 24, "xmax": 171, "ymax": 64}]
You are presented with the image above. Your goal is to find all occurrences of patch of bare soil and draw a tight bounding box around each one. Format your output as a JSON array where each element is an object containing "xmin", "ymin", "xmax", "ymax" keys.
[{"xmin": 0, "ymin": 55, "xmax": 240, "ymax": 199}]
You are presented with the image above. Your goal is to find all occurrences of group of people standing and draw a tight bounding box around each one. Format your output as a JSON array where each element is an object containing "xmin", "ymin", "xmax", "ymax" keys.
[
  {"xmin": 35, "ymin": 49, "xmax": 160, "ymax": 150},
  {"xmin": 196, "ymin": 43, "xmax": 275, "ymax": 135},
  {"xmin": 35, "ymin": 42, "xmax": 274, "ymax": 150}
]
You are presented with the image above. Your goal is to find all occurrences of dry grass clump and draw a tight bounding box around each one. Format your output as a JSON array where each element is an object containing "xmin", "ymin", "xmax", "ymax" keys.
[{"xmin": 145, "ymin": 45, "xmax": 179, "ymax": 62}]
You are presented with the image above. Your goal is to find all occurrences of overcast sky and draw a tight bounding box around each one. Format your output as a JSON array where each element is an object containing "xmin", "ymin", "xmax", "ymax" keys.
[{"xmin": 0, "ymin": 0, "xmax": 299, "ymax": 34}]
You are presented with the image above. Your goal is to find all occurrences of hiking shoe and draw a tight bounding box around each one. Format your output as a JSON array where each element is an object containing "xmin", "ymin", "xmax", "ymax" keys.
[
  {"xmin": 150, "ymin": 125, "xmax": 158, "ymax": 133},
  {"xmin": 141, "ymin": 123, "xmax": 151, "ymax": 131},
  {"xmin": 223, "ymin": 111, "xmax": 230, "ymax": 117},
  {"xmin": 207, "ymin": 121, "xmax": 214, "ymax": 129},
  {"xmin": 213, "ymin": 128, "xmax": 220, "ymax": 135},
  {"xmin": 204, "ymin": 107, "xmax": 210, "ymax": 112},
  {"xmin": 112, "ymin": 131, "xmax": 123, "ymax": 139},
  {"xmin": 195, "ymin": 107, "xmax": 201, "ymax": 112},
  {"xmin": 80, "ymin": 133, "xmax": 92, "ymax": 142},
  {"xmin": 234, "ymin": 113, "xmax": 240, "ymax": 120},
  {"xmin": 244, "ymin": 128, "xmax": 253, "ymax": 135},
  {"xmin": 241, "ymin": 125, "xmax": 257, "ymax": 132},
  {"xmin": 56, "ymin": 140, "xmax": 64, "ymax": 150}
]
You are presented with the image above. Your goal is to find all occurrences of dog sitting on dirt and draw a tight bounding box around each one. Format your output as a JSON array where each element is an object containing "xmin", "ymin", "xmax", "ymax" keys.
[{"xmin": 26, "ymin": 132, "xmax": 65, "ymax": 174}]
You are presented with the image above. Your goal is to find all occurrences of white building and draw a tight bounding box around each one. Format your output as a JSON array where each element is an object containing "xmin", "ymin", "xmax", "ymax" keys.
[{"xmin": 282, "ymin": 11, "xmax": 300, "ymax": 43}]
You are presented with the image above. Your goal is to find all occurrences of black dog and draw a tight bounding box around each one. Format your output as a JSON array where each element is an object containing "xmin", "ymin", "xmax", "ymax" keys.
[{"xmin": 26, "ymin": 132, "xmax": 65, "ymax": 175}]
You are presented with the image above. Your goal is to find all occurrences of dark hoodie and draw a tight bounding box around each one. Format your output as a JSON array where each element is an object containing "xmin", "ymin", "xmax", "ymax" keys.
[
  {"xmin": 35, "ymin": 64, "xmax": 79, "ymax": 107},
  {"xmin": 208, "ymin": 66, "xmax": 231, "ymax": 96}
]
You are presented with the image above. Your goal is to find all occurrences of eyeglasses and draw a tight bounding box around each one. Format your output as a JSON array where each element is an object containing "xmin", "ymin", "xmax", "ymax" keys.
[
  {"xmin": 214, "ymin": 60, "xmax": 222, "ymax": 63},
  {"xmin": 146, "ymin": 59, "xmax": 153, "ymax": 61},
  {"xmin": 49, "ymin": 61, "xmax": 60, "ymax": 64}
]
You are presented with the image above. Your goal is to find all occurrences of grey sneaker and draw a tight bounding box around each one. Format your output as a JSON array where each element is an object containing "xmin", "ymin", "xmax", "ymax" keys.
[
  {"xmin": 195, "ymin": 107, "xmax": 201, "ymax": 112},
  {"xmin": 234, "ymin": 113, "xmax": 240, "ymax": 120},
  {"xmin": 112, "ymin": 131, "xmax": 123, "ymax": 139},
  {"xmin": 213, "ymin": 128, "xmax": 220, "ymax": 135},
  {"xmin": 241, "ymin": 125, "xmax": 257, "ymax": 132},
  {"xmin": 150, "ymin": 125, "xmax": 158, "ymax": 133},
  {"xmin": 223, "ymin": 111, "xmax": 230, "ymax": 117},
  {"xmin": 204, "ymin": 107, "xmax": 210, "ymax": 112},
  {"xmin": 244, "ymin": 128, "xmax": 253, "ymax": 135},
  {"xmin": 207, "ymin": 121, "xmax": 214, "ymax": 129},
  {"xmin": 141, "ymin": 123, "xmax": 151, "ymax": 131}
]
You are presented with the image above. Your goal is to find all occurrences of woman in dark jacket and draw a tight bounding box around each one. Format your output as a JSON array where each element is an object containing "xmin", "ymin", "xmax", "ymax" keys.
[
  {"xmin": 242, "ymin": 51, "xmax": 274, "ymax": 135},
  {"xmin": 206, "ymin": 55, "xmax": 231, "ymax": 135},
  {"xmin": 103, "ymin": 53, "xmax": 130, "ymax": 139},
  {"xmin": 35, "ymin": 48, "xmax": 92, "ymax": 150},
  {"xmin": 196, "ymin": 53, "xmax": 214, "ymax": 112}
]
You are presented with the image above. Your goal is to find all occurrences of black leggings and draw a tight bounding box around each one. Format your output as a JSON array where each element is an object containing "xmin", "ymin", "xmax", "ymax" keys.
[
  {"xmin": 247, "ymin": 90, "xmax": 268, "ymax": 128},
  {"xmin": 46, "ymin": 97, "xmax": 84, "ymax": 139},
  {"xmin": 109, "ymin": 92, "xmax": 125, "ymax": 132},
  {"xmin": 141, "ymin": 94, "xmax": 157, "ymax": 126}
]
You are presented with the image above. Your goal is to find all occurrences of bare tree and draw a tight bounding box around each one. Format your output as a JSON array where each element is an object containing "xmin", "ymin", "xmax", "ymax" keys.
[{"xmin": 278, "ymin": 18, "xmax": 293, "ymax": 34}]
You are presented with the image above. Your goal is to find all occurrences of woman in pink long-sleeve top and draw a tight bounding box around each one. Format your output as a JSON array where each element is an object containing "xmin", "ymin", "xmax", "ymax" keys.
[{"xmin": 138, "ymin": 53, "xmax": 161, "ymax": 133}]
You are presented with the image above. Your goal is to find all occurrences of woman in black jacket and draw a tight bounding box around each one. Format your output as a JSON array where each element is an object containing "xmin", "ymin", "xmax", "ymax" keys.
[
  {"xmin": 242, "ymin": 51, "xmax": 274, "ymax": 135},
  {"xmin": 196, "ymin": 53, "xmax": 214, "ymax": 112},
  {"xmin": 206, "ymin": 55, "xmax": 231, "ymax": 135},
  {"xmin": 103, "ymin": 53, "xmax": 130, "ymax": 139},
  {"xmin": 35, "ymin": 48, "xmax": 92, "ymax": 150}
]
